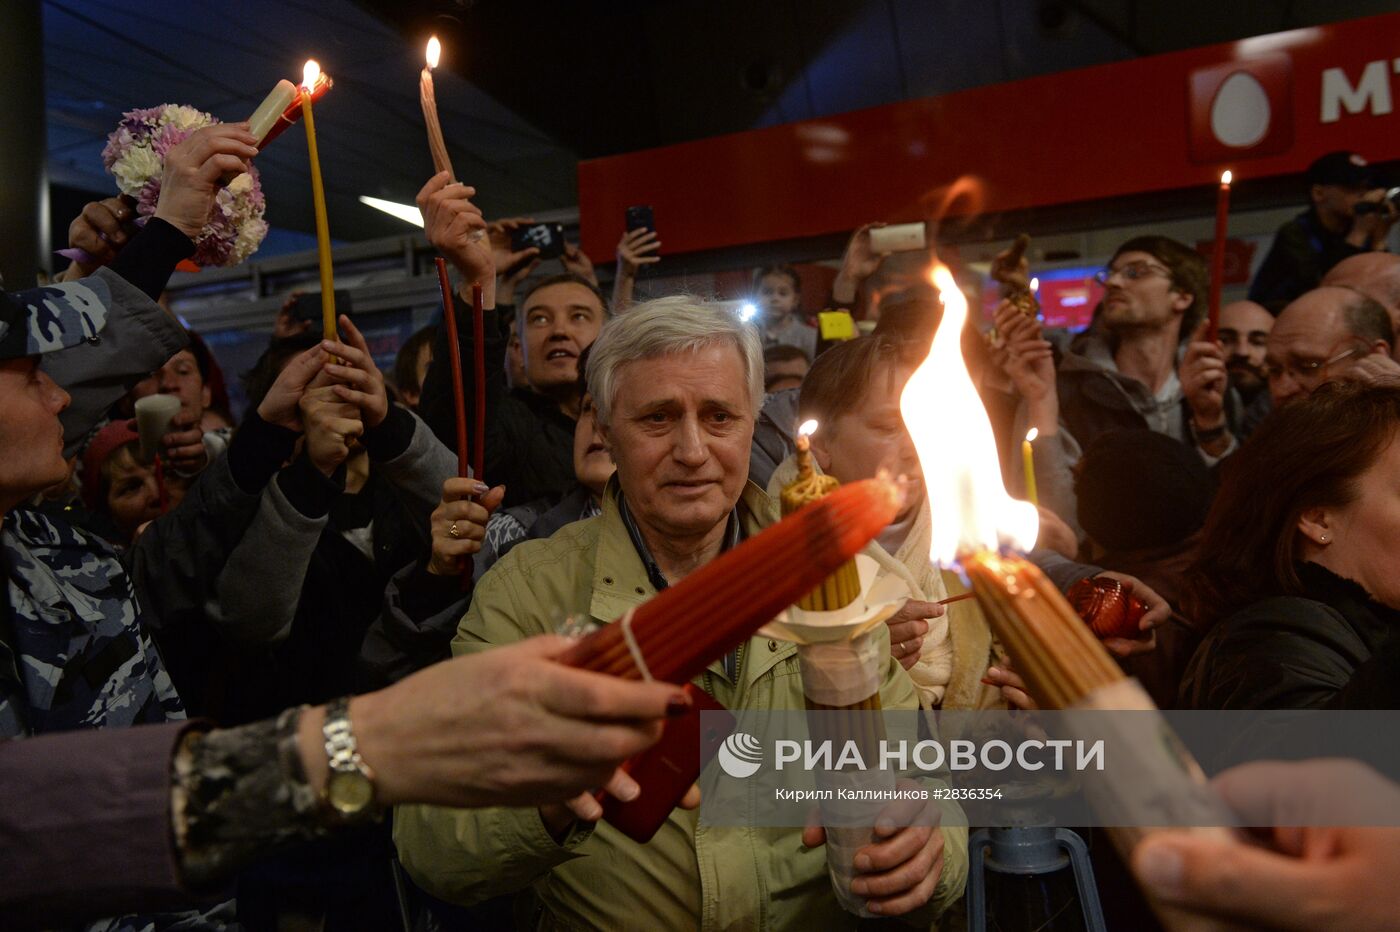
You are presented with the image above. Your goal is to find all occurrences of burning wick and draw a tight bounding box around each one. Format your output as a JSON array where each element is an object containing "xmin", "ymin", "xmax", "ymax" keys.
[
  {"xmin": 1029, "ymin": 276, "xmax": 1039, "ymax": 293},
  {"xmin": 1022, "ymin": 427, "xmax": 1039, "ymax": 509},
  {"xmin": 794, "ymin": 419, "xmax": 819, "ymax": 474}
]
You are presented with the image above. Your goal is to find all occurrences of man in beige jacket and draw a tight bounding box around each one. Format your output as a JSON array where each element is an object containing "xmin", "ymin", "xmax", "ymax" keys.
[{"xmin": 394, "ymin": 297, "xmax": 968, "ymax": 929}]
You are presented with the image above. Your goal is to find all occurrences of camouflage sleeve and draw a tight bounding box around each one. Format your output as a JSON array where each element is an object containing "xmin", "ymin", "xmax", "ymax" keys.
[{"xmin": 171, "ymin": 706, "xmax": 354, "ymax": 887}]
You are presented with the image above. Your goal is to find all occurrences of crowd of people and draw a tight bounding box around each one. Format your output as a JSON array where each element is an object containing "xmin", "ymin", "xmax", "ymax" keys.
[{"xmin": 2, "ymin": 115, "xmax": 1400, "ymax": 932}]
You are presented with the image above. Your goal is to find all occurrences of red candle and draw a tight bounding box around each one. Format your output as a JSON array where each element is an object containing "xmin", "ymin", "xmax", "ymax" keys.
[
  {"xmin": 435, "ymin": 258, "xmax": 469, "ymax": 478},
  {"xmin": 1206, "ymin": 170, "xmax": 1232, "ymax": 343},
  {"xmin": 435, "ymin": 258, "xmax": 474, "ymax": 589},
  {"xmin": 471, "ymin": 283, "xmax": 485, "ymax": 483},
  {"xmin": 560, "ymin": 478, "xmax": 900, "ymax": 683}
]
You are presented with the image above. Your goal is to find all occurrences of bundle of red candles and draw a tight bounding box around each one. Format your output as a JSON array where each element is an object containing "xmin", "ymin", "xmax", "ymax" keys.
[{"xmin": 560, "ymin": 477, "xmax": 901, "ymax": 682}]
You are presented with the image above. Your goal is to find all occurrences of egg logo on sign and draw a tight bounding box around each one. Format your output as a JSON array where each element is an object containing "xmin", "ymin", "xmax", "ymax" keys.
[
  {"xmin": 717, "ymin": 732, "xmax": 764, "ymax": 779},
  {"xmin": 1187, "ymin": 53, "xmax": 1294, "ymax": 164}
]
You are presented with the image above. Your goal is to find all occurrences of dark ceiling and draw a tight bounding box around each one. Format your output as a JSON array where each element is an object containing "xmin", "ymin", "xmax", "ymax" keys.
[{"xmin": 43, "ymin": 0, "xmax": 1400, "ymax": 250}]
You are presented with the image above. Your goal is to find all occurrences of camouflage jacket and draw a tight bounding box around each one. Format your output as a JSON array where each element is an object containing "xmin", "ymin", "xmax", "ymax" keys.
[{"xmin": 0, "ymin": 507, "xmax": 183, "ymax": 738}]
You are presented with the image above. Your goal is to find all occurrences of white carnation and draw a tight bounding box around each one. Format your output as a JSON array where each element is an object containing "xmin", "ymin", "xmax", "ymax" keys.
[
  {"xmin": 226, "ymin": 172, "xmax": 253, "ymax": 195},
  {"xmin": 233, "ymin": 217, "xmax": 268, "ymax": 263},
  {"xmin": 162, "ymin": 105, "xmax": 209, "ymax": 132},
  {"xmin": 111, "ymin": 146, "xmax": 162, "ymax": 195}
]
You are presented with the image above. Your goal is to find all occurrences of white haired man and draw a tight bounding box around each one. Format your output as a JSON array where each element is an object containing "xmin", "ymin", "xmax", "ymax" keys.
[{"xmin": 394, "ymin": 296, "xmax": 967, "ymax": 927}]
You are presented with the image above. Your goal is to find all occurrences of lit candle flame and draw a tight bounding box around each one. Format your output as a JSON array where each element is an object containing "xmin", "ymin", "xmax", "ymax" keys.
[
  {"xmin": 1220, "ymin": 170, "xmax": 1232, "ymax": 186},
  {"xmin": 1029, "ymin": 276, "xmax": 1039, "ymax": 293},
  {"xmin": 798, "ymin": 419, "xmax": 818, "ymax": 438},
  {"xmin": 302, "ymin": 60, "xmax": 321, "ymax": 91},
  {"xmin": 1026, "ymin": 427, "xmax": 1038, "ymax": 443},
  {"xmin": 901, "ymin": 264, "xmax": 1039, "ymax": 564},
  {"xmin": 426, "ymin": 36, "xmax": 441, "ymax": 70}
]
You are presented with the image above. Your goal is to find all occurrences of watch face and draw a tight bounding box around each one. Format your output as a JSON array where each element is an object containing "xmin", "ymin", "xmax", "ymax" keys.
[{"xmin": 327, "ymin": 770, "xmax": 375, "ymax": 815}]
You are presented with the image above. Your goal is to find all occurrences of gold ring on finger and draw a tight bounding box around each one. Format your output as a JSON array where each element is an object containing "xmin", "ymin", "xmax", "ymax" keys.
[{"xmin": 449, "ymin": 521, "xmax": 461, "ymax": 539}]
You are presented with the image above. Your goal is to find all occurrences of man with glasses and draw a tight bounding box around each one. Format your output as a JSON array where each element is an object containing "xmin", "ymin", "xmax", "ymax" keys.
[
  {"xmin": 1265, "ymin": 286, "xmax": 1395, "ymax": 408},
  {"xmin": 999, "ymin": 236, "xmax": 1241, "ymax": 535}
]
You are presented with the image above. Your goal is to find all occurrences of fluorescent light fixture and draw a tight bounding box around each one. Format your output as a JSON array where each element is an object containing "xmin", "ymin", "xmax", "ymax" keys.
[{"xmin": 358, "ymin": 195, "xmax": 424, "ymax": 227}]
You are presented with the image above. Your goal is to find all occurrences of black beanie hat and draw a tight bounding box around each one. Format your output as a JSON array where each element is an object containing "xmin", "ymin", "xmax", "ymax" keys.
[{"xmin": 1074, "ymin": 428, "xmax": 1216, "ymax": 553}]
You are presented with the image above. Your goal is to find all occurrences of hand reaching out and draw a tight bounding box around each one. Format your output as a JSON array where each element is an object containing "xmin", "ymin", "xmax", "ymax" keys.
[
  {"xmin": 63, "ymin": 196, "xmax": 139, "ymax": 277},
  {"xmin": 561, "ymin": 242, "xmax": 597, "ymax": 285},
  {"xmin": 497, "ymin": 252, "xmax": 541, "ymax": 307},
  {"xmin": 616, "ymin": 228, "xmax": 661, "ymax": 278},
  {"xmin": 1132, "ymin": 760, "xmax": 1400, "ymax": 932},
  {"xmin": 161, "ymin": 410, "xmax": 210, "ymax": 475},
  {"xmin": 487, "ymin": 216, "xmax": 540, "ymax": 273},
  {"xmin": 832, "ymin": 223, "xmax": 889, "ymax": 304},
  {"xmin": 1094, "ymin": 571, "xmax": 1168, "ymax": 657},
  {"xmin": 153, "ymin": 123, "xmax": 259, "ymax": 240},
  {"xmin": 417, "ymin": 173, "xmax": 492, "ymax": 289},
  {"xmin": 1343, "ymin": 353, "xmax": 1400, "ymax": 389},
  {"xmin": 885, "ymin": 599, "xmax": 946, "ymax": 671},
  {"xmin": 428, "ymin": 477, "xmax": 506, "ymax": 576},
  {"xmin": 802, "ymin": 779, "xmax": 946, "ymax": 916},
  {"xmin": 256, "ymin": 345, "xmax": 329, "ymax": 431},
  {"xmin": 983, "ymin": 662, "xmax": 1037, "ymax": 710},
  {"xmin": 320, "ymin": 315, "xmax": 389, "ymax": 429},
  {"xmin": 1180, "ymin": 321, "xmax": 1229, "ymax": 432},
  {"xmin": 299, "ymin": 385, "xmax": 362, "ymax": 476},
  {"xmin": 995, "ymin": 299, "xmax": 1059, "ymax": 431}
]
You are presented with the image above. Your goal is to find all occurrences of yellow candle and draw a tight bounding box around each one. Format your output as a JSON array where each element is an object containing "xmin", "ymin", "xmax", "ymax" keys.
[
  {"xmin": 1022, "ymin": 427, "xmax": 1039, "ymax": 509},
  {"xmin": 300, "ymin": 60, "xmax": 336, "ymax": 340}
]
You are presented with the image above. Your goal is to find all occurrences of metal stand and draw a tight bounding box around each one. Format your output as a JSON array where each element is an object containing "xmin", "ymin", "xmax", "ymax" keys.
[{"xmin": 967, "ymin": 826, "xmax": 1107, "ymax": 932}]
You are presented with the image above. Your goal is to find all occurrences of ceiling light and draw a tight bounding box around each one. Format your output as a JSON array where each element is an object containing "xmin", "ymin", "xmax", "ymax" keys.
[{"xmin": 358, "ymin": 195, "xmax": 424, "ymax": 227}]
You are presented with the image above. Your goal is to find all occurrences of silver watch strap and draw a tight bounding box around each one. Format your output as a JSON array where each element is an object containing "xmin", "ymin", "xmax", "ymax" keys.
[{"xmin": 322, "ymin": 696, "xmax": 371, "ymax": 778}]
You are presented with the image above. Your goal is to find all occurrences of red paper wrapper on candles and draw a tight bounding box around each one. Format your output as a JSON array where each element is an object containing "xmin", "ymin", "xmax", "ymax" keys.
[
  {"xmin": 1066, "ymin": 576, "xmax": 1148, "ymax": 641},
  {"xmin": 560, "ymin": 477, "xmax": 900, "ymax": 683},
  {"xmin": 258, "ymin": 72, "xmax": 333, "ymax": 151}
]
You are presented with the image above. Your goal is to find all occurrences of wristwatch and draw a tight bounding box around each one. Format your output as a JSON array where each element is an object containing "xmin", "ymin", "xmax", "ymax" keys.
[{"xmin": 321, "ymin": 696, "xmax": 380, "ymax": 821}]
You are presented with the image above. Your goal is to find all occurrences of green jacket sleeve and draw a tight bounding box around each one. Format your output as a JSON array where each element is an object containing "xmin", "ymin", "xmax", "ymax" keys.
[
  {"xmin": 393, "ymin": 801, "xmax": 594, "ymax": 907},
  {"xmin": 392, "ymin": 545, "xmax": 584, "ymax": 905}
]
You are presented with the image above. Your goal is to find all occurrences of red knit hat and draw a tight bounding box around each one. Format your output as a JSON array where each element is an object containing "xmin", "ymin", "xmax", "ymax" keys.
[{"xmin": 80, "ymin": 419, "xmax": 141, "ymax": 510}]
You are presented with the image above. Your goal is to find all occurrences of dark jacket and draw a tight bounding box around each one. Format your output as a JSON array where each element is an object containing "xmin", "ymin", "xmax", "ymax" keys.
[
  {"xmin": 0, "ymin": 720, "xmax": 196, "ymax": 927},
  {"xmin": 1249, "ymin": 207, "xmax": 1368, "ymax": 313},
  {"xmin": 1179, "ymin": 562, "xmax": 1400, "ymax": 710},
  {"xmin": 420, "ymin": 299, "xmax": 577, "ymax": 508},
  {"xmin": 1055, "ymin": 331, "xmax": 1243, "ymax": 453}
]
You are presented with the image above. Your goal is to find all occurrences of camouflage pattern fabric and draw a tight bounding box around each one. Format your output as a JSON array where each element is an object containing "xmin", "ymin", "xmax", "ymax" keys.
[
  {"xmin": 0, "ymin": 507, "xmax": 183, "ymax": 738},
  {"xmin": 0, "ymin": 277, "xmax": 111, "ymax": 360}
]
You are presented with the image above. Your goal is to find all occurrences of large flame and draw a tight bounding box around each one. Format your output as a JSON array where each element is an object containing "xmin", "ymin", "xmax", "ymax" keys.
[
  {"xmin": 301, "ymin": 60, "xmax": 321, "ymax": 91},
  {"xmin": 900, "ymin": 264, "xmax": 1039, "ymax": 564},
  {"xmin": 425, "ymin": 36, "xmax": 441, "ymax": 69}
]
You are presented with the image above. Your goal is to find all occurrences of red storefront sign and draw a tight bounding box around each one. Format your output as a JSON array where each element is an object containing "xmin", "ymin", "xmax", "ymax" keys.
[{"xmin": 579, "ymin": 13, "xmax": 1400, "ymax": 259}]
